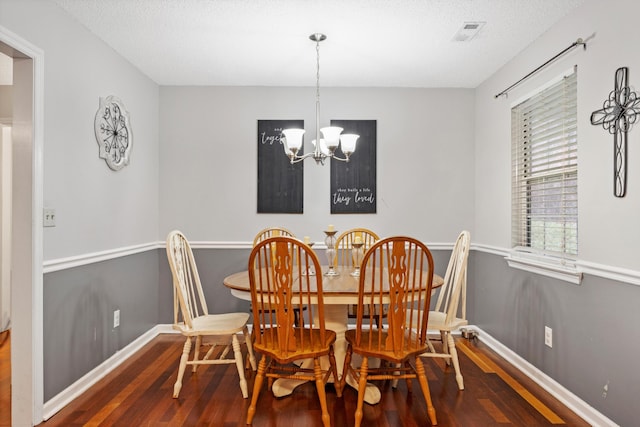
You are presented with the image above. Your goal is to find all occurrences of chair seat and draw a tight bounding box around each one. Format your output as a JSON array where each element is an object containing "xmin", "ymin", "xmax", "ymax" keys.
[
  {"xmin": 174, "ymin": 312, "xmax": 250, "ymax": 336},
  {"xmin": 345, "ymin": 329, "xmax": 430, "ymax": 363},
  {"xmin": 427, "ymin": 311, "xmax": 468, "ymax": 331},
  {"xmin": 253, "ymin": 327, "xmax": 337, "ymax": 363}
]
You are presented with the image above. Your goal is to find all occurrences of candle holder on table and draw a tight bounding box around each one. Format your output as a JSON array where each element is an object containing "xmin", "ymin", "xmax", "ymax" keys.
[
  {"xmin": 302, "ymin": 240, "xmax": 316, "ymax": 276},
  {"xmin": 350, "ymin": 241, "xmax": 364, "ymax": 277},
  {"xmin": 324, "ymin": 230, "xmax": 339, "ymax": 276}
]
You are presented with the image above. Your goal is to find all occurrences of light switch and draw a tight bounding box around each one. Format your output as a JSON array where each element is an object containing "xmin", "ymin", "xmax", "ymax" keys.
[{"xmin": 44, "ymin": 208, "xmax": 56, "ymax": 227}]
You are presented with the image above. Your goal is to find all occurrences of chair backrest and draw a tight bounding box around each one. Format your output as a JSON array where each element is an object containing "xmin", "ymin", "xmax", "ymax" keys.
[
  {"xmin": 252, "ymin": 227, "xmax": 295, "ymax": 247},
  {"xmin": 433, "ymin": 230, "xmax": 471, "ymax": 324},
  {"xmin": 334, "ymin": 228, "xmax": 380, "ymax": 268},
  {"xmin": 353, "ymin": 236, "xmax": 435, "ymax": 356},
  {"xmin": 166, "ymin": 230, "xmax": 208, "ymax": 329},
  {"xmin": 248, "ymin": 236, "xmax": 326, "ymax": 357}
]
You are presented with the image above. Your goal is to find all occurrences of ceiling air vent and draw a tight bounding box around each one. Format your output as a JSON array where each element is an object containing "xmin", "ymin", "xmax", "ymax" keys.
[{"xmin": 452, "ymin": 21, "xmax": 486, "ymax": 42}]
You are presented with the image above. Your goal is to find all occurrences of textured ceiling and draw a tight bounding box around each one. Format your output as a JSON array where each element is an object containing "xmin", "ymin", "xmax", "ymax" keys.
[{"xmin": 52, "ymin": 0, "xmax": 586, "ymax": 88}]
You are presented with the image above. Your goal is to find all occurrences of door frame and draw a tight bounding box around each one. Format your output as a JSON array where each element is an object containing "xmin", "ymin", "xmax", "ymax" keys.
[{"xmin": 0, "ymin": 25, "xmax": 44, "ymax": 425}]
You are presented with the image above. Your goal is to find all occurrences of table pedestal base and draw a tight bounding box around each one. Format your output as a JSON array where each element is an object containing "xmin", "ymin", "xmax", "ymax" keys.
[{"xmin": 271, "ymin": 304, "xmax": 381, "ymax": 404}]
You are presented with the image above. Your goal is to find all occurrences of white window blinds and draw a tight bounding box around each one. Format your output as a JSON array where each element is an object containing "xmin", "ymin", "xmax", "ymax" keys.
[{"xmin": 511, "ymin": 70, "xmax": 578, "ymax": 257}]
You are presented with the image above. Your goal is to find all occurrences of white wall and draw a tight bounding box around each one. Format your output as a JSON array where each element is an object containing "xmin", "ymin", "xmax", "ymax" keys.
[
  {"xmin": 160, "ymin": 86, "xmax": 475, "ymax": 243},
  {"xmin": 475, "ymin": 0, "xmax": 640, "ymax": 271},
  {"xmin": 0, "ymin": 0, "xmax": 161, "ymax": 261}
]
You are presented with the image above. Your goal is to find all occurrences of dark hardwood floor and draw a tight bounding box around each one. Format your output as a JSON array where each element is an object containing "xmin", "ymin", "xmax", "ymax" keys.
[
  {"xmin": 20, "ymin": 333, "xmax": 590, "ymax": 427},
  {"xmin": 0, "ymin": 330, "xmax": 590, "ymax": 426},
  {"xmin": 0, "ymin": 329, "xmax": 9, "ymax": 427}
]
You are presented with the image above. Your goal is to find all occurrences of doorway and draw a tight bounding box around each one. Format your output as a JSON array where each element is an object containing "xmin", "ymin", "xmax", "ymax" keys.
[{"xmin": 0, "ymin": 26, "xmax": 45, "ymax": 426}]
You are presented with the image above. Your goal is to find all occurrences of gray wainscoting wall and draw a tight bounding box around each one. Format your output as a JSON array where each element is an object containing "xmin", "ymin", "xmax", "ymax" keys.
[
  {"xmin": 43, "ymin": 251, "xmax": 160, "ymax": 401},
  {"xmin": 469, "ymin": 251, "xmax": 640, "ymax": 427}
]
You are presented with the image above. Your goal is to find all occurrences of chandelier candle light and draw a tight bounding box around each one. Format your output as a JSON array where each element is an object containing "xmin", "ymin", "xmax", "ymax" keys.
[{"xmin": 281, "ymin": 33, "xmax": 359, "ymax": 165}]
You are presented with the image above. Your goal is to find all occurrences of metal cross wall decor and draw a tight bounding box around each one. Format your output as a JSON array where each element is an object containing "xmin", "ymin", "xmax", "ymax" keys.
[{"xmin": 590, "ymin": 67, "xmax": 640, "ymax": 197}]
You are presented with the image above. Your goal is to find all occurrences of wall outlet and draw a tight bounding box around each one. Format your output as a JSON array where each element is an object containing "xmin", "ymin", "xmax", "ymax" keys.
[
  {"xmin": 113, "ymin": 309, "xmax": 120, "ymax": 328},
  {"xmin": 544, "ymin": 326, "xmax": 552, "ymax": 348}
]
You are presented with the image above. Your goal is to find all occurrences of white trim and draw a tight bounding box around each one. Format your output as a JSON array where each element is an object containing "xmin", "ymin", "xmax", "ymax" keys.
[
  {"xmin": 509, "ymin": 66, "xmax": 577, "ymax": 108},
  {"xmin": 0, "ymin": 23, "xmax": 45, "ymax": 425},
  {"xmin": 190, "ymin": 241, "xmax": 250, "ymax": 250},
  {"xmin": 505, "ymin": 251, "xmax": 582, "ymax": 284},
  {"xmin": 43, "ymin": 242, "xmax": 161, "ymax": 273},
  {"xmin": 42, "ymin": 241, "xmax": 640, "ymax": 289},
  {"xmin": 471, "ymin": 243, "xmax": 508, "ymax": 257},
  {"xmin": 576, "ymin": 259, "xmax": 640, "ymax": 287},
  {"xmin": 472, "ymin": 326, "xmax": 618, "ymax": 427},
  {"xmin": 42, "ymin": 325, "xmax": 179, "ymax": 420},
  {"xmin": 474, "ymin": 244, "xmax": 640, "ymax": 287},
  {"xmin": 42, "ymin": 240, "xmax": 454, "ymax": 272},
  {"xmin": 33, "ymin": 38, "xmax": 45, "ymax": 427}
]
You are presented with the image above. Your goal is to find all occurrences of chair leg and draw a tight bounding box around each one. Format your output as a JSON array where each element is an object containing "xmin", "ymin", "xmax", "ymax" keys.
[
  {"xmin": 173, "ymin": 337, "xmax": 192, "ymax": 398},
  {"xmin": 328, "ymin": 345, "xmax": 342, "ymax": 397},
  {"xmin": 389, "ymin": 362, "xmax": 402, "ymax": 389},
  {"xmin": 427, "ymin": 337, "xmax": 436, "ymax": 354},
  {"xmin": 446, "ymin": 332, "xmax": 464, "ymax": 390},
  {"xmin": 415, "ymin": 357, "xmax": 438, "ymax": 425},
  {"xmin": 354, "ymin": 357, "xmax": 369, "ymax": 427},
  {"xmin": 313, "ymin": 358, "xmax": 331, "ymax": 427},
  {"xmin": 405, "ymin": 360, "xmax": 413, "ymax": 394},
  {"xmin": 243, "ymin": 326, "xmax": 257, "ymax": 371},
  {"xmin": 441, "ymin": 331, "xmax": 450, "ymax": 366},
  {"xmin": 192, "ymin": 335, "xmax": 202, "ymax": 373},
  {"xmin": 340, "ymin": 344, "xmax": 353, "ymax": 393},
  {"xmin": 232, "ymin": 334, "xmax": 249, "ymax": 398},
  {"xmin": 247, "ymin": 356, "xmax": 267, "ymax": 425}
]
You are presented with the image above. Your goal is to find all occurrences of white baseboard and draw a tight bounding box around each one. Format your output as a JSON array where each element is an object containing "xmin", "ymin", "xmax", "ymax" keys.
[
  {"xmin": 42, "ymin": 324, "xmax": 178, "ymax": 420},
  {"xmin": 470, "ymin": 326, "xmax": 617, "ymax": 427}
]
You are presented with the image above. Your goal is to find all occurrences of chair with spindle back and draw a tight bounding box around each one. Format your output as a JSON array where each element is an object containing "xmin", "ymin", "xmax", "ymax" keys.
[
  {"xmin": 334, "ymin": 228, "xmax": 384, "ymax": 328},
  {"xmin": 341, "ymin": 236, "xmax": 438, "ymax": 426},
  {"xmin": 418, "ymin": 230, "xmax": 470, "ymax": 390},
  {"xmin": 246, "ymin": 236, "xmax": 341, "ymax": 427},
  {"xmin": 252, "ymin": 227, "xmax": 305, "ymax": 327},
  {"xmin": 252, "ymin": 226, "xmax": 295, "ymax": 246},
  {"xmin": 166, "ymin": 230, "xmax": 256, "ymax": 399}
]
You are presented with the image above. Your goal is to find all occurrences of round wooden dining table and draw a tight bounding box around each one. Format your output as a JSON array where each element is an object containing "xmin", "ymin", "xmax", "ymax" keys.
[{"xmin": 224, "ymin": 265, "xmax": 443, "ymax": 405}]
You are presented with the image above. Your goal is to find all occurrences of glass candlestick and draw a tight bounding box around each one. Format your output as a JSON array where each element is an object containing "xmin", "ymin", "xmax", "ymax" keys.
[
  {"xmin": 324, "ymin": 230, "xmax": 339, "ymax": 276},
  {"xmin": 350, "ymin": 241, "xmax": 364, "ymax": 277},
  {"xmin": 302, "ymin": 242, "xmax": 315, "ymax": 276}
]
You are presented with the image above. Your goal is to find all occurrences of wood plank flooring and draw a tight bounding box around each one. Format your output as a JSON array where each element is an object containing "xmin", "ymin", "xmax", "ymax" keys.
[
  {"xmin": 1, "ymin": 331, "xmax": 591, "ymax": 426},
  {"xmin": 0, "ymin": 330, "xmax": 9, "ymax": 427}
]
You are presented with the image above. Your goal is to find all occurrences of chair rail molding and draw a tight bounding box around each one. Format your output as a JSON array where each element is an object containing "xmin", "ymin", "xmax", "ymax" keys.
[{"xmin": 41, "ymin": 240, "xmax": 640, "ymax": 288}]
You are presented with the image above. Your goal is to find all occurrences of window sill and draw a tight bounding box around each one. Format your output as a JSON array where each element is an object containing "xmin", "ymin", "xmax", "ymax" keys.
[{"xmin": 505, "ymin": 251, "xmax": 583, "ymax": 284}]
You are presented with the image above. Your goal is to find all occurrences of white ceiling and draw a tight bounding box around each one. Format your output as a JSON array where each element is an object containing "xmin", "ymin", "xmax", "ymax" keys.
[{"xmin": 53, "ymin": 0, "xmax": 585, "ymax": 88}]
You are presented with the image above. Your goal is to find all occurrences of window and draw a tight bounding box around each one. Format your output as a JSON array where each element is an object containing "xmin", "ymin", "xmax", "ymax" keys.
[{"xmin": 511, "ymin": 69, "xmax": 577, "ymax": 258}]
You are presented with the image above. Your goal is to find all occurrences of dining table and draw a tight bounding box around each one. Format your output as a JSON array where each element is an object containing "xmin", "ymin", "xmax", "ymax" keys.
[{"xmin": 223, "ymin": 265, "xmax": 444, "ymax": 405}]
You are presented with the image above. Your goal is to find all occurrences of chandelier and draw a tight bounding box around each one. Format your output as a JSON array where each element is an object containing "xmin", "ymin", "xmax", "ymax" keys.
[{"xmin": 281, "ymin": 33, "xmax": 359, "ymax": 164}]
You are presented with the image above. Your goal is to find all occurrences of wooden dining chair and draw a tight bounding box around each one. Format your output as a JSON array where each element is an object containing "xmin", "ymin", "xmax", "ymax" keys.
[
  {"xmin": 252, "ymin": 226, "xmax": 295, "ymax": 246},
  {"xmin": 419, "ymin": 230, "xmax": 471, "ymax": 390},
  {"xmin": 166, "ymin": 230, "xmax": 256, "ymax": 399},
  {"xmin": 247, "ymin": 236, "xmax": 341, "ymax": 427},
  {"xmin": 341, "ymin": 236, "xmax": 438, "ymax": 426},
  {"xmin": 334, "ymin": 228, "xmax": 383, "ymax": 327},
  {"xmin": 252, "ymin": 226, "xmax": 304, "ymax": 327}
]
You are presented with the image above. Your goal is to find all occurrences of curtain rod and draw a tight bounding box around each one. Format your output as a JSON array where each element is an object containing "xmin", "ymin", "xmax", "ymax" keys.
[{"xmin": 494, "ymin": 38, "xmax": 586, "ymax": 99}]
